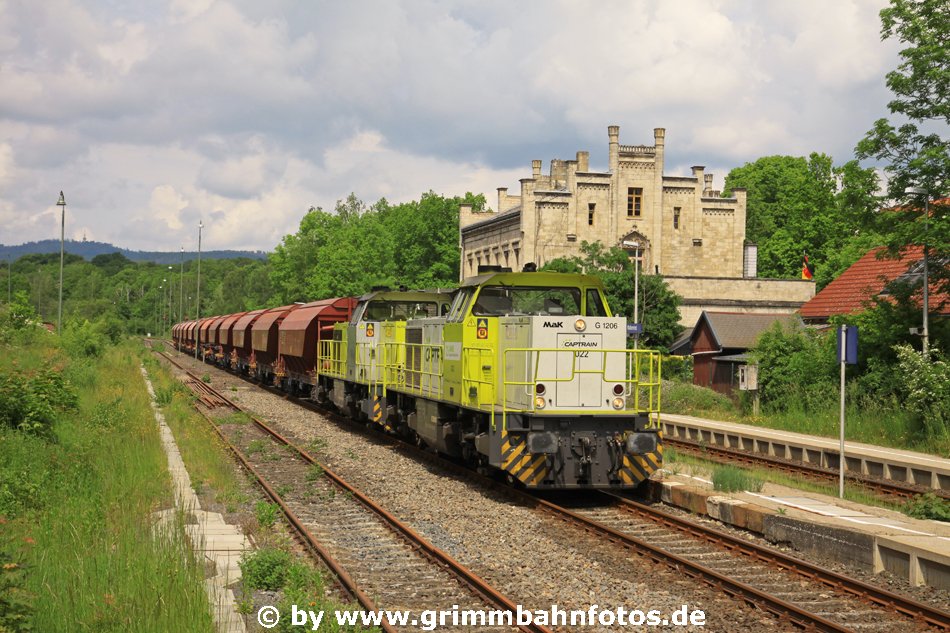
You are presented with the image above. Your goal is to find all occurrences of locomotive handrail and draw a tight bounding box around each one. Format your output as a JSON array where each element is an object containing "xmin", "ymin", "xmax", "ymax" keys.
[{"xmin": 501, "ymin": 347, "xmax": 661, "ymax": 429}]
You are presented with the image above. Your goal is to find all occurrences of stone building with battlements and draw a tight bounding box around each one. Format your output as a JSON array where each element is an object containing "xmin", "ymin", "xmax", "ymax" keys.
[{"xmin": 459, "ymin": 125, "xmax": 814, "ymax": 327}]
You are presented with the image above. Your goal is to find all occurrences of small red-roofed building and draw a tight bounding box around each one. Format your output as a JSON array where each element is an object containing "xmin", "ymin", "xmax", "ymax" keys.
[{"xmin": 799, "ymin": 245, "xmax": 949, "ymax": 324}]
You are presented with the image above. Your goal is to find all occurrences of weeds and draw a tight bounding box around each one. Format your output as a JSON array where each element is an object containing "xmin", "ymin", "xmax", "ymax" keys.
[
  {"xmin": 712, "ymin": 465, "xmax": 764, "ymax": 493},
  {"xmin": 905, "ymin": 493, "xmax": 950, "ymax": 522},
  {"xmin": 306, "ymin": 464, "xmax": 324, "ymax": 482},
  {"xmin": 255, "ymin": 502, "xmax": 280, "ymax": 529}
]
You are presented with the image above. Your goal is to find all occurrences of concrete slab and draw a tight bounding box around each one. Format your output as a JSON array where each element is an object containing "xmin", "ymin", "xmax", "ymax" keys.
[{"xmin": 142, "ymin": 365, "xmax": 249, "ymax": 633}]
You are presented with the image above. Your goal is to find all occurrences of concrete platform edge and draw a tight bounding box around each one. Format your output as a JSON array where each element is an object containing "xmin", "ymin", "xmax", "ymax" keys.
[{"xmin": 646, "ymin": 479, "xmax": 950, "ymax": 590}]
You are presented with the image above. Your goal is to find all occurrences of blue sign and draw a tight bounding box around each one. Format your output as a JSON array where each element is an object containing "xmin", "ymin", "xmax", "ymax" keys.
[
  {"xmin": 836, "ymin": 325, "xmax": 858, "ymax": 365},
  {"xmin": 627, "ymin": 323, "xmax": 643, "ymax": 335}
]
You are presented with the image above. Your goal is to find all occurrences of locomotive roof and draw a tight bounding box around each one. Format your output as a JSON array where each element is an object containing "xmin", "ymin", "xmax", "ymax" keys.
[
  {"xmin": 357, "ymin": 288, "xmax": 453, "ymax": 302},
  {"xmin": 459, "ymin": 270, "xmax": 607, "ymax": 289}
]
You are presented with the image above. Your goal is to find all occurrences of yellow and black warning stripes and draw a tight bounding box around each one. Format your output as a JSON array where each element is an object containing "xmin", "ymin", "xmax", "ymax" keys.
[
  {"xmin": 501, "ymin": 431, "xmax": 548, "ymax": 487},
  {"xmin": 372, "ymin": 395, "xmax": 383, "ymax": 423},
  {"xmin": 618, "ymin": 444, "xmax": 663, "ymax": 485}
]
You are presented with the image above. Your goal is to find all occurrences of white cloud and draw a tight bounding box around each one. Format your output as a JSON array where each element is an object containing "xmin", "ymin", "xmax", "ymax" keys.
[{"xmin": 0, "ymin": 0, "xmax": 905, "ymax": 251}]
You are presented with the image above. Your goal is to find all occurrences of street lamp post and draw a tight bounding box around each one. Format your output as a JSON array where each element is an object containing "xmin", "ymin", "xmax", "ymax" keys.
[
  {"xmin": 179, "ymin": 247, "xmax": 184, "ymax": 326},
  {"xmin": 904, "ymin": 186, "xmax": 930, "ymax": 360},
  {"xmin": 162, "ymin": 278, "xmax": 167, "ymax": 336},
  {"xmin": 622, "ymin": 240, "xmax": 641, "ymax": 349},
  {"xmin": 56, "ymin": 191, "xmax": 66, "ymax": 334},
  {"xmin": 167, "ymin": 265, "xmax": 173, "ymax": 333},
  {"xmin": 6, "ymin": 256, "xmax": 11, "ymax": 304},
  {"xmin": 195, "ymin": 220, "xmax": 203, "ymax": 360}
]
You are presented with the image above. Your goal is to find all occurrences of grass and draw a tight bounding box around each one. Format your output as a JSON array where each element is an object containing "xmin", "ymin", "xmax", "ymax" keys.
[
  {"xmin": 1, "ymin": 339, "xmax": 214, "ymax": 632},
  {"xmin": 711, "ymin": 465, "xmax": 764, "ymax": 493},
  {"xmin": 145, "ymin": 357, "xmax": 248, "ymax": 515},
  {"xmin": 663, "ymin": 447, "xmax": 919, "ymax": 517}
]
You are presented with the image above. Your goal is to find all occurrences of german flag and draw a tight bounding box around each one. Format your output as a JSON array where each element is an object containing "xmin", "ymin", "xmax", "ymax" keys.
[{"xmin": 802, "ymin": 253, "xmax": 815, "ymax": 280}]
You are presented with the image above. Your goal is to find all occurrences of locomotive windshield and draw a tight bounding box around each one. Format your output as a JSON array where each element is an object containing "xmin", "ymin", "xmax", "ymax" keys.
[
  {"xmin": 361, "ymin": 300, "xmax": 440, "ymax": 322},
  {"xmin": 472, "ymin": 286, "xmax": 584, "ymax": 317}
]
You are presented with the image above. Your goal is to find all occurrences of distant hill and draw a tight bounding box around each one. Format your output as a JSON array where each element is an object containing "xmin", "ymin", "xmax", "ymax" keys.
[{"xmin": 0, "ymin": 239, "xmax": 268, "ymax": 264}]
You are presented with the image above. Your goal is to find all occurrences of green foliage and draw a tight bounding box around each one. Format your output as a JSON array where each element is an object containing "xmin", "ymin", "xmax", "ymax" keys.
[
  {"xmin": 855, "ymin": 0, "xmax": 949, "ymax": 300},
  {"xmin": 0, "ymin": 368, "xmax": 78, "ymax": 435},
  {"xmin": 61, "ymin": 319, "xmax": 108, "ymax": 358},
  {"xmin": 239, "ymin": 547, "xmax": 293, "ymax": 591},
  {"xmin": 661, "ymin": 381, "xmax": 740, "ymax": 419},
  {"xmin": 0, "ymin": 529, "xmax": 32, "ymax": 633},
  {"xmin": 751, "ymin": 321, "xmax": 837, "ymax": 413},
  {"xmin": 712, "ymin": 465, "xmax": 764, "ymax": 493},
  {"xmin": 2, "ymin": 291, "xmax": 38, "ymax": 331},
  {"xmin": 255, "ymin": 502, "xmax": 280, "ymax": 529},
  {"xmin": 723, "ymin": 154, "xmax": 882, "ymax": 287},
  {"xmin": 661, "ymin": 355, "xmax": 693, "ymax": 382},
  {"xmin": 894, "ymin": 344, "xmax": 950, "ymax": 442},
  {"xmin": 905, "ymin": 492, "xmax": 950, "ymax": 522},
  {"xmin": 269, "ymin": 192, "xmax": 483, "ymax": 303},
  {"xmin": 541, "ymin": 241, "xmax": 683, "ymax": 349}
]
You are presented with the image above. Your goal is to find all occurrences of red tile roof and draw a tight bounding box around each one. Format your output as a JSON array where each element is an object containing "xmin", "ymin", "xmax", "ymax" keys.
[{"xmin": 800, "ymin": 246, "xmax": 948, "ymax": 320}]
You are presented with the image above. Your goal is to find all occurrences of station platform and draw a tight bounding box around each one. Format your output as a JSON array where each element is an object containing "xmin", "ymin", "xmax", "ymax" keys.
[
  {"xmin": 659, "ymin": 412, "xmax": 950, "ymax": 491},
  {"xmin": 648, "ymin": 414, "xmax": 950, "ymax": 590}
]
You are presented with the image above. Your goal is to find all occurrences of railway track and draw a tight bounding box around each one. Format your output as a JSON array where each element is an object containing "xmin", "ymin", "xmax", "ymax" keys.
[
  {"xmin": 156, "ymin": 344, "xmax": 950, "ymax": 632},
  {"xmin": 557, "ymin": 493, "xmax": 949, "ymax": 632},
  {"xmin": 156, "ymin": 348, "xmax": 550, "ymax": 633},
  {"xmin": 666, "ymin": 436, "xmax": 950, "ymax": 501}
]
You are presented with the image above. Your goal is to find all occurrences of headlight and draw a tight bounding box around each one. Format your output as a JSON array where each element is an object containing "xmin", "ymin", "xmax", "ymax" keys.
[
  {"xmin": 574, "ymin": 318, "xmax": 586, "ymax": 332},
  {"xmin": 535, "ymin": 396, "xmax": 546, "ymax": 410},
  {"xmin": 612, "ymin": 397, "xmax": 625, "ymax": 410},
  {"xmin": 535, "ymin": 383, "xmax": 546, "ymax": 395}
]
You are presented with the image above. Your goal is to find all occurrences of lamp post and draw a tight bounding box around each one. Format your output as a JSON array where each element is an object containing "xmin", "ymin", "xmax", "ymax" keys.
[
  {"xmin": 904, "ymin": 186, "xmax": 930, "ymax": 360},
  {"xmin": 179, "ymin": 247, "xmax": 184, "ymax": 326},
  {"xmin": 56, "ymin": 191, "xmax": 66, "ymax": 334},
  {"xmin": 6, "ymin": 255, "xmax": 11, "ymax": 304},
  {"xmin": 195, "ymin": 220, "xmax": 203, "ymax": 360},
  {"xmin": 622, "ymin": 240, "xmax": 641, "ymax": 349},
  {"xmin": 167, "ymin": 265, "xmax": 173, "ymax": 332}
]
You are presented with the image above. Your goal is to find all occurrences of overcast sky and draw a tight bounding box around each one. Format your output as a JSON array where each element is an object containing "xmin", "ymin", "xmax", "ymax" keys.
[{"xmin": 0, "ymin": 0, "xmax": 900, "ymax": 253}]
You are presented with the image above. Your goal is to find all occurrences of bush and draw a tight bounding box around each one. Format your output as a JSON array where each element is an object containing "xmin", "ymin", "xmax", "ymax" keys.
[
  {"xmin": 661, "ymin": 381, "xmax": 739, "ymax": 418},
  {"xmin": 894, "ymin": 344, "xmax": 950, "ymax": 443},
  {"xmin": 0, "ymin": 368, "xmax": 78, "ymax": 435},
  {"xmin": 0, "ymin": 529, "xmax": 32, "ymax": 633},
  {"xmin": 662, "ymin": 355, "xmax": 693, "ymax": 382},
  {"xmin": 62, "ymin": 320, "xmax": 108, "ymax": 358},
  {"xmin": 905, "ymin": 492, "xmax": 950, "ymax": 522},
  {"xmin": 239, "ymin": 548, "xmax": 293, "ymax": 591}
]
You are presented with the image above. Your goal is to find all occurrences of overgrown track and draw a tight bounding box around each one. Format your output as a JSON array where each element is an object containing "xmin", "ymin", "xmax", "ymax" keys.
[
  {"xmin": 159, "ymin": 344, "xmax": 950, "ymax": 632},
  {"xmin": 155, "ymin": 348, "xmax": 550, "ymax": 633},
  {"xmin": 666, "ymin": 436, "xmax": 950, "ymax": 501}
]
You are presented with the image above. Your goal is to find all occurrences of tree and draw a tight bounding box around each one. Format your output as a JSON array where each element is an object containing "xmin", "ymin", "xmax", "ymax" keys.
[
  {"xmin": 723, "ymin": 154, "xmax": 881, "ymax": 287},
  {"xmin": 855, "ymin": 0, "xmax": 949, "ymax": 298},
  {"xmin": 542, "ymin": 241, "xmax": 683, "ymax": 350}
]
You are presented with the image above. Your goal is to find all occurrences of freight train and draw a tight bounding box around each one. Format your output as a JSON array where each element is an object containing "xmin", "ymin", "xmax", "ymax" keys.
[{"xmin": 172, "ymin": 266, "xmax": 662, "ymax": 489}]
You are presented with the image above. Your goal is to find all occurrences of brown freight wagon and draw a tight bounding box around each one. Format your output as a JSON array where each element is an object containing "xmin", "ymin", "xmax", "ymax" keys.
[
  {"xmin": 276, "ymin": 297, "xmax": 356, "ymax": 394},
  {"xmin": 250, "ymin": 305, "xmax": 302, "ymax": 383},
  {"xmin": 231, "ymin": 309, "xmax": 267, "ymax": 374}
]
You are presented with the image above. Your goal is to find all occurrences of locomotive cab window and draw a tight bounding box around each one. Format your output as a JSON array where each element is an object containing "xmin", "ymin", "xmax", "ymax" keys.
[
  {"xmin": 362, "ymin": 300, "xmax": 439, "ymax": 322},
  {"xmin": 585, "ymin": 289, "xmax": 609, "ymax": 317},
  {"xmin": 448, "ymin": 289, "xmax": 474, "ymax": 322},
  {"xmin": 472, "ymin": 286, "xmax": 582, "ymax": 317}
]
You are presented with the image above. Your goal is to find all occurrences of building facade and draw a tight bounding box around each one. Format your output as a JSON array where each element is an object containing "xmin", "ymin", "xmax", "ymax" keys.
[
  {"xmin": 460, "ymin": 126, "xmax": 748, "ymax": 278},
  {"xmin": 459, "ymin": 125, "xmax": 814, "ymax": 327}
]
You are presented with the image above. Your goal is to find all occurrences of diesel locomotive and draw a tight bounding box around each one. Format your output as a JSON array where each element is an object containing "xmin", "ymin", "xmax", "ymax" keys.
[{"xmin": 173, "ymin": 267, "xmax": 662, "ymax": 489}]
